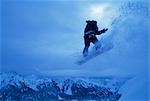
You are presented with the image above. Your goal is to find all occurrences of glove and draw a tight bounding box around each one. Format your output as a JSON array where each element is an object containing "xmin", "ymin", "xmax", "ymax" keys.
[
  {"xmin": 97, "ymin": 28, "xmax": 108, "ymax": 35},
  {"xmin": 101, "ymin": 28, "xmax": 108, "ymax": 33}
]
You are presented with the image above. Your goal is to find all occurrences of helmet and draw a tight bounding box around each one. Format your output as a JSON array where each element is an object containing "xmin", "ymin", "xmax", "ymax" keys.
[{"xmin": 86, "ymin": 20, "xmax": 97, "ymax": 25}]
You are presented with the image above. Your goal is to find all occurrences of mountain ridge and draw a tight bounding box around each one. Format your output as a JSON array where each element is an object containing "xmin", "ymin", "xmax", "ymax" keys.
[{"xmin": 0, "ymin": 72, "xmax": 130, "ymax": 101}]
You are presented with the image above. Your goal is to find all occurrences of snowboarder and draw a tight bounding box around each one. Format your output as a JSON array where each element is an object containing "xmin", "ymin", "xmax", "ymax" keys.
[{"xmin": 83, "ymin": 20, "xmax": 108, "ymax": 56}]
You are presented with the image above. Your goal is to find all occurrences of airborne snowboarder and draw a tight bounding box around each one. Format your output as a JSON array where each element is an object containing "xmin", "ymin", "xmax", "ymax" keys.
[{"xmin": 83, "ymin": 20, "xmax": 108, "ymax": 56}]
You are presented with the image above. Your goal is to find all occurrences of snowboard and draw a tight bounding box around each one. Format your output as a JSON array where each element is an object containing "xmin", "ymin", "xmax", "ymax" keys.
[{"xmin": 75, "ymin": 42, "xmax": 114, "ymax": 65}]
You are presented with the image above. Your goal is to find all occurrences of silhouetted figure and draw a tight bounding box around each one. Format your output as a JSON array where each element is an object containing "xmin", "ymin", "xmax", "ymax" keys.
[{"xmin": 83, "ymin": 20, "xmax": 108, "ymax": 56}]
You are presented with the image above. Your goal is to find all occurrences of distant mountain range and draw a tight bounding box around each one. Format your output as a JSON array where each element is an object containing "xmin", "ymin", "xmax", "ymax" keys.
[{"xmin": 0, "ymin": 72, "xmax": 130, "ymax": 101}]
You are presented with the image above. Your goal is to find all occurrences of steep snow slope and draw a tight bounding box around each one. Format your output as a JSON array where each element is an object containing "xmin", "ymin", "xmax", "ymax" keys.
[
  {"xmin": 78, "ymin": 1, "xmax": 149, "ymax": 100},
  {"xmin": 80, "ymin": 0, "xmax": 149, "ymax": 74},
  {"xmin": 108, "ymin": 1, "xmax": 149, "ymax": 100}
]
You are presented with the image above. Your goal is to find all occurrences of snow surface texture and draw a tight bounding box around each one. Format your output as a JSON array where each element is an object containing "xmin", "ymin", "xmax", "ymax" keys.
[
  {"xmin": 0, "ymin": 72, "xmax": 130, "ymax": 101},
  {"xmin": 1, "ymin": 0, "xmax": 149, "ymax": 101}
]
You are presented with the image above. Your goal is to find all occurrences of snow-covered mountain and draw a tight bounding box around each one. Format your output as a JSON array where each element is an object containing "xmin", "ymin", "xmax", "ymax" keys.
[{"xmin": 0, "ymin": 72, "xmax": 130, "ymax": 101}]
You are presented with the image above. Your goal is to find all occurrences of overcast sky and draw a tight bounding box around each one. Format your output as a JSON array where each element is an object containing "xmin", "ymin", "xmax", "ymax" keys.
[{"xmin": 1, "ymin": 0, "xmax": 149, "ymax": 78}]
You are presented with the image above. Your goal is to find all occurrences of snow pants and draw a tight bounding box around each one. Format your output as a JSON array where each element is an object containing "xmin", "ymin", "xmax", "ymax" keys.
[{"xmin": 83, "ymin": 34, "xmax": 98, "ymax": 56}]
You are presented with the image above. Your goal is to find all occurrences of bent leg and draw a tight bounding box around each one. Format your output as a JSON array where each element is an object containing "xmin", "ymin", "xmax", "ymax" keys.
[
  {"xmin": 91, "ymin": 36, "xmax": 101, "ymax": 50},
  {"xmin": 83, "ymin": 36, "xmax": 90, "ymax": 56},
  {"xmin": 83, "ymin": 46, "xmax": 89, "ymax": 56}
]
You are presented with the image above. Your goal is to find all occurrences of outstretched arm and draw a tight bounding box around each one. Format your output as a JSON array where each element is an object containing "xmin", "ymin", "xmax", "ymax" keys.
[{"xmin": 96, "ymin": 28, "xmax": 108, "ymax": 35}]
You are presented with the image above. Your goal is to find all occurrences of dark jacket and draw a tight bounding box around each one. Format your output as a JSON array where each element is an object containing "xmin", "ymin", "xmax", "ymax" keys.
[
  {"xmin": 84, "ymin": 20, "xmax": 98, "ymax": 35},
  {"xmin": 84, "ymin": 20, "xmax": 108, "ymax": 37}
]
